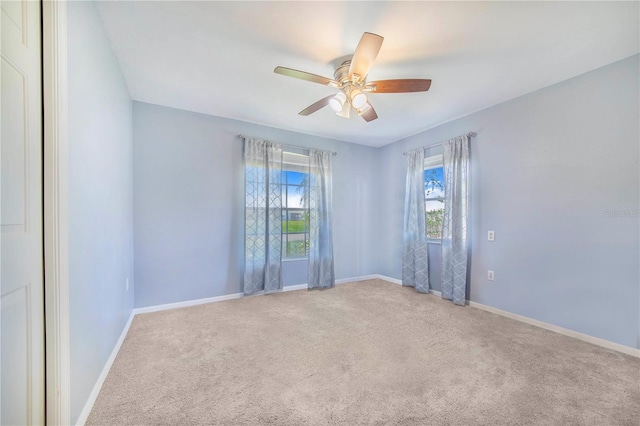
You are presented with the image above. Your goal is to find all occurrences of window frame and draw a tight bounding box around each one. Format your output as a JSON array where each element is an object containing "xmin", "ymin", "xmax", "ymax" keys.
[
  {"xmin": 281, "ymin": 151, "xmax": 310, "ymax": 260},
  {"xmin": 424, "ymin": 154, "xmax": 444, "ymax": 244}
]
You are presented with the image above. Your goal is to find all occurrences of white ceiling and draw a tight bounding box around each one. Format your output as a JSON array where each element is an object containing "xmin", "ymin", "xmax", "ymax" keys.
[{"xmin": 97, "ymin": 1, "xmax": 639, "ymax": 147}]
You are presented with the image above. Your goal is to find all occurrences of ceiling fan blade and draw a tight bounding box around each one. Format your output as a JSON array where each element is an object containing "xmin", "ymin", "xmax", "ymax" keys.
[
  {"xmin": 358, "ymin": 102, "xmax": 378, "ymax": 122},
  {"xmin": 348, "ymin": 32, "xmax": 384, "ymax": 81},
  {"xmin": 298, "ymin": 95, "xmax": 335, "ymax": 116},
  {"xmin": 274, "ymin": 66, "xmax": 337, "ymax": 87},
  {"xmin": 364, "ymin": 79, "xmax": 432, "ymax": 93}
]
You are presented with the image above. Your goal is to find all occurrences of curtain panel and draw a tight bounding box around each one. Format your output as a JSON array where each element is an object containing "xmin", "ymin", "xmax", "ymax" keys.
[
  {"xmin": 441, "ymin": 135, "xmax": 470, "ymax": 305},
  {"xmin": 402, "ymin": 149, "xmax": 430, "ymax": 293},
  {"xmin": 243, "ymin": 138, "xmax": 283, "ymax": 295},
  {"xmin": 308, "ymin": 149, "xmax": 335, "ymax": 289}
]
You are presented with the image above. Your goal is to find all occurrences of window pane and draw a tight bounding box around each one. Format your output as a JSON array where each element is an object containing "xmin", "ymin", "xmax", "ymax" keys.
[
  {"xmin": 282, "ymin": 209, "xmax": 305, "ymax": 232},
  {"xmin": 426, "ymin": 200, "xmax": 444, "ymax": 211},
  {"xmin": 281, "ymin": 163, "xmax": 310, "ymax": 259},
  {"xmin": 285, "ymin": 171, "xmax": 305, "ymax": 185},
  {"xmin": 426, "ymin": 201, "xmax": 444, "ymax": 240},
  {"xmin": 424, "ymin": 167, "xmax": 444, "ymax": 200},
  {"xmin": 287, "ymin": 233, "xmax": 307, "ymax": 257},
  {"xmin": 286, "ymin": 210, "xmax": 306, "ymax": 232},
  {"xmin": 286, "ymin": 185, "xmax": 306, "ymax": 208}
]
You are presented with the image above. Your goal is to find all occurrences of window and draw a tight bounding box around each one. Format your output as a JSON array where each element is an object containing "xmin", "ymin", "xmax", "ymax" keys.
[
  {"xmin": 281, "ymin": 151, "xmax": 310, "ymax": 259},
  {"xmin": 424, "ymin": 154, "xmax": 444, "ymax": 241}
]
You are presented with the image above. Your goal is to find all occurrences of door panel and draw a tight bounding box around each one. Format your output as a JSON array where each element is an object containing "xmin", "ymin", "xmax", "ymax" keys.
[
  {"xmin": 1, "ymin": 54, "xmax": 27, "ymax": 228},
  {"xmin": 1, "ymin": 287, "xmax": 29, "ymax": 424},
  {"xmin": 1, "ymin": 0, "xmax": 25, "ymax": 46},
  {"xmin": 1, "ymin": 0, "xmax": 44, "ymax": 424}
]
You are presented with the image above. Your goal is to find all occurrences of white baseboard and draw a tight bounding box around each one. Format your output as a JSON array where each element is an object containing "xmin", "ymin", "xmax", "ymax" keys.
[
  {"xmin": 468, "ymin": 300, "xmax": 640, "ymax": 358},
  {"xmin": 284, "ymin": 275, "xmax": 380, "ymax": 290},
  {"xmin": 377, "ymin": 274, "xmax": 402, "ymax": 285},
  {"xmin": 375, "ymin": 274, "xmax": 442, "ymax": 297},
  {"xmin": 282, "ymin": 284, "xmax": 307, "ymax": 292},
  {"xmin": 133, "ymin": 292, "xmax": 244, "ymax": 315},
  {"xmin": 132, "ymin": 275, "xmax": 381, "ymax": 315},
  {"xmin": 76, "ymin": 312, "xmax": 135, "ymax": 425},
  {"xmin": 375, "ymin": 275, "xmax": 639, "ymax": 358},
  {"xmin": 336, "ymin": 274, "xmax": 379, "ymax": 284}
]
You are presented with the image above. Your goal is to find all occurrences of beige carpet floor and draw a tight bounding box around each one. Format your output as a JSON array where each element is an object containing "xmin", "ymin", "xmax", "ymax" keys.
[{"xmin": 87, "ymin": 280, "xmax": 640, "ymax": 425}]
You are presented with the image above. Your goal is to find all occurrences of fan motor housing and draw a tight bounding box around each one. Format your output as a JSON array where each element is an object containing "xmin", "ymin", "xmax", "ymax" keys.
[
  {"xmin": 334, "ymin": 60, "xmax": 354, "ymax": 84},
  {"xmin": 334, "ymin": 59, "xmax": 367, "ymax": 97}
]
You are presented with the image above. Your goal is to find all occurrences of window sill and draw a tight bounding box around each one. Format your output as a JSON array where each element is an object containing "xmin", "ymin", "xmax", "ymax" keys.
[{"xmin": 282, "ymin": 257, "xmax": 308, "ymax": 262}]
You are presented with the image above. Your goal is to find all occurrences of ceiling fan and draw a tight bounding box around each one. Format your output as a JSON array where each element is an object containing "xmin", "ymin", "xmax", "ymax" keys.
[{"xmin": 274, "ymin": 32, "xmax": 432, "ymax": 123}]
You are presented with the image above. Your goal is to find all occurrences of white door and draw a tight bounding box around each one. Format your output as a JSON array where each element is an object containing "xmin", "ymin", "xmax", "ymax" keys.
[{"xmin": 1, "ymin": 0, "xmax": 45, "ymax": 424}]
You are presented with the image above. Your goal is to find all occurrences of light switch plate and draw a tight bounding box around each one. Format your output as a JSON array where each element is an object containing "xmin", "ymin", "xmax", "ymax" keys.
[
  {"xmin": 488, "ymin": 270, "xmax": 495, "ymax": 281},
  {"xmin": 488, "ymin": 231, "xmax": 495, "ymax": 241}
]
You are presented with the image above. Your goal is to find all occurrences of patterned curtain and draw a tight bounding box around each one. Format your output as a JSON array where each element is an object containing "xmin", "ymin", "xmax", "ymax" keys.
[
  {"xmin": 441, "ymin": 135, "xmax": 470, "ymax": 305},
  {"xmin": 308, "ymin": 150, "xmax": 335, "ymax": 289},
  {"xmin": 243, "ymin": 138, "xmax": 283, "ymax": 295},
  {"xmin": 402, "ymin": 149, "xmax": 430, "ymax": 293}
]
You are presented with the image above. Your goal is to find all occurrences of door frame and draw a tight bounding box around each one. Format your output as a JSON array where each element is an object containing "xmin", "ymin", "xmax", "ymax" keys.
[{"xmin": 42, "ymin": 1, "xmax": 70, "ymax": 424}]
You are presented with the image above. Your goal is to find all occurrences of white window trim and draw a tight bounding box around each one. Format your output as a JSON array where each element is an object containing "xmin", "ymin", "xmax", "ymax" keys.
[{"xmin": 423, "ymin": 154, "xmax": 443, "ymax": 170}]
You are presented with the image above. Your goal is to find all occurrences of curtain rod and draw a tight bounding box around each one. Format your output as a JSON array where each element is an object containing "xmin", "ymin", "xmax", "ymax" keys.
[
  {"xmin": 403, "ymin": 132, "xmax": 477, "ymax": 156},
  {"xmin": 237, "ymin": 134, "xmax": 337, "ymax": 156}
]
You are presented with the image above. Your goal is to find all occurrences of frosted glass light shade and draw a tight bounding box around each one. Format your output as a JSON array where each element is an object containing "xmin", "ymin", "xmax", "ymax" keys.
[
  {"xmin": 336, "ymin": 100, "xmax": 350, "ymax": 118},
  {"xmin": 351, "ymin": 89, "xmax": 367, "ymax": 109},
  {"xmin": 329, "ymin": 92, "xmax": 346, "ymax": 112}
]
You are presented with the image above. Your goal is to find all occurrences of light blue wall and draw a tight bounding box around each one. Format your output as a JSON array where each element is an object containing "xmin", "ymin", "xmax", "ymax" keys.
[
  {"xmin": 376, "ymin": 55, "xmax": 640, "ymax": 349},
  {"xmin": 133, "ymin": 102, "xmax": 379, "ymax": 308},
  {"xmin": 68, "ymin": 2, "xmax": 134, "ymax": 423}
]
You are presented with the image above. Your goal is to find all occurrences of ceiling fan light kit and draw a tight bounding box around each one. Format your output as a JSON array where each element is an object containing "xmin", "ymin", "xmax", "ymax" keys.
[
  {"xmin": 350, "ymin": 89, "xmax": 367, "ymax": 109},
  {"xmin": 274, "ymin": 32, "xmax": 432, "ymax": 123},
  {"xmin": 336, "ymin": 99, "xmax": 351, "ymax": 118},
  {"xmin": 329, "ymin": 92, "xmax": 346, "ymax": 112}
]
